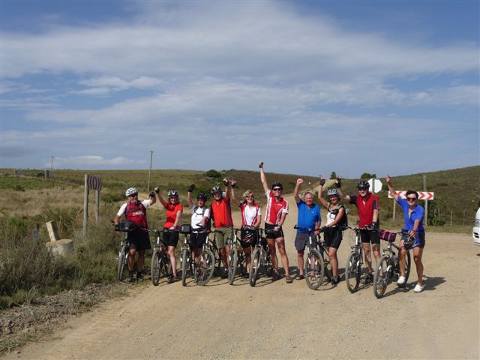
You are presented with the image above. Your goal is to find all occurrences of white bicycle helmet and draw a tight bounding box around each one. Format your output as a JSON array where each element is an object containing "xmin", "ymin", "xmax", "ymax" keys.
[
  {"xmin": 167, "ymin": 189, "xmax": 179, "ymax": 197},
  {"xmin": 125, "ymin": 187, "xmax": 138, "ymax": 197}
]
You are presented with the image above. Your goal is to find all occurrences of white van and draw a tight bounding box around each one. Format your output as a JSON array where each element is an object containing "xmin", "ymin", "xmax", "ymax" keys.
[{"xmin": 473, "ymin": 207, "xmax": 480, "ymax": 246}]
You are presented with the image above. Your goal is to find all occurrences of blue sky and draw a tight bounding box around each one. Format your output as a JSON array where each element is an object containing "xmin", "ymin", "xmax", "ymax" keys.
[{"xmin": 0, "ymin": 0, "xmax": 478, "ymax": 177}]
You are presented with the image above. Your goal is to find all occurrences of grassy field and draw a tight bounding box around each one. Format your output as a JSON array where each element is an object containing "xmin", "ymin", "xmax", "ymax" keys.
[{"xmin": 0, "ymin": 165, "xmax": 478, "ymax": 309}]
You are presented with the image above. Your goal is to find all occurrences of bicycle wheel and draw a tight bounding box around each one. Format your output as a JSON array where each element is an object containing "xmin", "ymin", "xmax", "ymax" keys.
[
  {"xmin": 345, "ymin": 252, "xmax": 361, "ymax": 293},
  {"xmin": 249, "ymin": 247, "xmax": 262, "ymax": 287},
  {"xmin": 195, "ymin": 248, "xmax": 215, "ymax": 286},
  {"xmin": 151, "ymin": 250, "xmax": 161, "ymax": 286},
  {"xmin": 321, "ymin": 248, "xmax": 333, "ymax": 283},
  {"xmin": 181, "ymin": 248, "xmax": 190, "ymax": 287},
  {"xmin": 304, "ymin": 249, "xmax": 324, "ymax": 290},
  {"xmin": 374, "ymin": 256, "xmax": 391, "ymax": 298},
  {"xmin": 117, "ymin": 246, "xmax": 127, "ymax": 281},
  {"xmin": 404, "ymin": 250, "xmax": 411, "ymax": 284},
  {"xmin": 228, "ymin": 246, "xmax": 238, "ymax": 285}
]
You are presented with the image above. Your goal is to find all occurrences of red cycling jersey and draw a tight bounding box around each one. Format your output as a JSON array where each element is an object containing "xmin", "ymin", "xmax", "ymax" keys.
[
  {"xmin": 350, "ymin": 193, "xmax": 379, "ymax": 227},
  {"xmin": 125, "ymin": 200, "xmax": 148, "ymax": 229},
  {"xmin": 163, "ymin": 203, "xmax": 183, "ymax": 228},
  {"xmin": 211, "ymin": 197, "xmax": 233, "ymax": 228},
  {"xmin": 264, "ymin": 191, "xmax": 288, "ymax": 225}
]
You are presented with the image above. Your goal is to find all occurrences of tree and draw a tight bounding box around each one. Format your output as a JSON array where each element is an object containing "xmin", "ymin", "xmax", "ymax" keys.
[
  {"xmin": 360, "ymin": 172, "xmax": 376, "ymax": 179},
  {"xmin": 330, "ymin": 171, "xmax": 337, "ymax": 179}
]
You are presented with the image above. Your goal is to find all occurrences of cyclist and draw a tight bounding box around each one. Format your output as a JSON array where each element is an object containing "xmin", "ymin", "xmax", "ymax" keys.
[
  {"xmin": 386, "ymin": 176, "xmax": 426, "ymax": 292},
  {"xmin": 187, "ymin": 185, "xmax": 211, "ymax": 264},
  {"xmin": 114, "ymin": 187, "xmax": 156, "ymax": 281},
  {"xmin": 239, "ymin": 189, "xmax": 262, "ymax": 274},
  {"xmin": 293, "ymin": 178, "xmax": 321, "ymax": 281},
  {"xmin": 318, "ymin": 184, "xmax": 346, "ymax": 285},
  {"xmin": 259, "ymin": 162, "xmax": 292, "ymax": 283},
  {"xmin": 210, "ymin": 179, "xmax": 236, "ymax": 277},
  {"xmin": 338, "ymin": 180, "xmax": 380, "ymax": 282},
  {"xmin": 155, "ymin": 188, "xmax": 183, "ymax": 282}
]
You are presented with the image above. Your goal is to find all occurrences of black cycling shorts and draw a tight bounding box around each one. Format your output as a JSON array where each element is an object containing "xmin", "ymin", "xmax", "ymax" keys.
[
  {"xmin": 190, "ymin": 232, "xmax": 208, "ymax": 250},
  {"xmin": 323, "ymin": 227, "xmax": 343, "ymax": 249},
  {"xmin": 265, "ymin": 223, "xmax": 284, "ymax": 239},
  {"xmin": 163, "ymin": 230, "xmax": 179, "ymax": 247},
  {"xmin": 240, "ymin": 228, "xmax": 259, "ymax": 248},
  {"xmin": 127, "ymin": 229, "xmax": 151, "ymax": 251},
  {"xmin": 360, "ymin": 229, "xmax": 380, "ymax": 245}
]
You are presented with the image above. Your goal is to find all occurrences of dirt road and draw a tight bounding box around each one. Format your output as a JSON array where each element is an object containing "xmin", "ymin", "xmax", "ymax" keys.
[{"xmin": 5, "ymin": 195, "xmax": 479, "ymax": 359}]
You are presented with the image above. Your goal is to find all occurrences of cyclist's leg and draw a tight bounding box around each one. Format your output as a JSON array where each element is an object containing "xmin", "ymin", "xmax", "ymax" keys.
[
  {"xmin": 328, "ymin": 247, "xmax": 338, "ymax": 277},
  {"xmin": 371, "ymin": 229, "xmax": 381, "ymax": 264},
  {"xmin": 275, "ymin": 237, "xmax": 290, "ymax": 277},
  {"xmin": 243, "ymin": 245, "xmax": 252, "ymax": 273},
  {"xmin": 137, "ymin": 249, "xmax": 145, "ymax": 273},
  {"xmin": 167, "ymin": 245, "xmax": 177, "ymax": 277},
  {"xmin": 413, "ymin": 246, "xmax": 424, "ymax": 285},
  {"xmin": 399, "ymin": 246, "xmax": 407, "ymax": 277},
  {"xmin": 267, "ymin": 238, "xmax": 278, "ymax": 270},
  {"xmin": 128, "ymin": 244, "xmax": 137, "ymax": 271},
  {"xmin": 361, "ymin": 230, "xmax": 373, "ymax": 273},
  {"xmin": 215, "ymin": 228, "xmax": 228, "ymax": 269},
  {"xmin": 294, "ymin": 232, "xmax": 306, "ymax": 276}
]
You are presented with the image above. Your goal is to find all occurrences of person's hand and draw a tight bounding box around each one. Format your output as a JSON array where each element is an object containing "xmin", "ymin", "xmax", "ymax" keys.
[
  {"xmin": 223, "ymin": 178, "xmax": 229, "ymax": 186},
  {"xmin": 296, "ymin": 178, "xmax": 303, "ymax": 185},
  {"xmin": 187, "ymin": 184, "xmax": 195, "ymax": 193},
  {"xmin": 385, "ymin": 176, "xmax": 392, "ymax": 184},
  {"xmin": 273, "ymin": 225, "xmax": 280, "ymax": 232},
  {"xmin": 314, "ymin": 228, "xmax": 320, "ymax": 235},
  {"xmin": 408, "ymin": 229, "xmax": 416, "ymax": 238},
  {"xmin": 371, "ymin": 222, "xmax": 379, "ymax": 230},
  {"xmin": 258, "ymin": 162, "xmax": 264, "ymax": 169},
  {"xmin": 335, "ymin": 177, "xmax": 342, "ymax": 188},
  {"xmin": 319, "ymin": 177, "xmax": 326, "ymax": 186},
  {"xmin": 169, "ymin": 226, "xmax": 176, "ymax": 231},
  {"xmin": 154, "ymin": 187, "xmax": 160, "ymax": 194},
  {"xmin": 230, "ymin": 179, "xmax": 237, "ymax": 188},
  {"xmin": 149, "ymin": 191, "xmax": 156, "ymax": 198}
]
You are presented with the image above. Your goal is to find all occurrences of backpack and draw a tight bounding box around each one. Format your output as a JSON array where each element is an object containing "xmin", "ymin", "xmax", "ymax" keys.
[{"xmin": 329, "ymin": 205, "xmax": 348, "ymax": 230}]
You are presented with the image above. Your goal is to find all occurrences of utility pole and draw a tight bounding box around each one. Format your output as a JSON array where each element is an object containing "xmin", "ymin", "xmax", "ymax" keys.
[{"xmin": 147, "ymin": 150, "xmax": 153, "ymax": 192}]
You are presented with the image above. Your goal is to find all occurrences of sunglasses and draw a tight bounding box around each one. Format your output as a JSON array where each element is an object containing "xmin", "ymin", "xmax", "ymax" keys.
[
  {"xmin": 128, "ymin": 194, "xmax": 138, "ymax": 197},
  {"xmin": 407, "ymin": 197, "xmax": 417, "ymax": 201},
  {"xmin": 245, "ymin": 195, "xmax": 254, "ymax": 199},
  {"xmin": 272, "ymin": 188, "xmax": 282, "ymax": 191}
]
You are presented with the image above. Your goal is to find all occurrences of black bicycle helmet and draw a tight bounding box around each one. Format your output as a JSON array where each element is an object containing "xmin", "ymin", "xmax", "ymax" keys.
[
  {"xmin": 271, "ymin": 181, "xmax": 283, "ymax": 190},
  {"xmin": 197, "ymin": 192, "xmax": 208, "ymax": 201},
  {"xmin": 211, "ymin": 185, "xmax": 222, "ymax": 195},
  {"xmin": 167, "ymin": 189, "xmax": 179, "ymax": 197},
  {"xmin": 357, "ymin": 180, "xmax": 370, "ymax": 190}
]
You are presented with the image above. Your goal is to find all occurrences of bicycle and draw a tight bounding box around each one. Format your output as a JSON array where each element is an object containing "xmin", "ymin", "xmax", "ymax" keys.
[
  {"xmin": 114, "ymin": 221, "xmax": 136, "ymax": 281},
  {"xmin": 373, "ymin": 230, "xmax": 412, "ymax": 298},
  {"xmin": 227, "ymin": 228, "xmax": 249, "ymax": 285},
  {"xmin": 344, "ymin": 226, "xmax": 371, "ymax": 293},
  {"xmin": 149, "ymin": 229, "xmax": 172, "ymax": 286},
  {"xmin": 249, "ymin": 229, "xmax": 275, "ymax": 287},
  {"xmin": 294, "ymin": 226, "xmax": 332, "ymax": 290},
  {"xmin": 180, "ymin": 225, "xmax": 216, "ymax": 286},
  {"xmin": 206, "ymin": 230, "xmax": 224, "ymax": 277}
]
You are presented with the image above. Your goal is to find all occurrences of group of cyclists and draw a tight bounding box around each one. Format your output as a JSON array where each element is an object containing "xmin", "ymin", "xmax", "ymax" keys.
[{"xmin": 114, "ymin": 162, "xmax": 426, "ymax": 293}]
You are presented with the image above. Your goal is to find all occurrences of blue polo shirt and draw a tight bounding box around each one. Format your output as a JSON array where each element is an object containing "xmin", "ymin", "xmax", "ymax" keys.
[
  {"xmin": 397, "ymin": 198, "xmax": 425, "ymax": 232},
  {"xmin": 297, "ymin": 200, "xmax": 320, "ymax": 232}
]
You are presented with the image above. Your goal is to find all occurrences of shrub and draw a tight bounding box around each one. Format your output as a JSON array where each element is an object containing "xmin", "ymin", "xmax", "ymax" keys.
[{"xmin": 205, "ymin": 169, "xmax": 222, "ymax": 178}]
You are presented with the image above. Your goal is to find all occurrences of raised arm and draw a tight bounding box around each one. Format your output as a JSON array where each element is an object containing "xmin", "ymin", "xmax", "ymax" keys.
[
  {"xmin": 385, "ymin": 176, "xmax": 399, "ymax": 200},
  {"xmin": 259, "ymin": 162, "xmax": 269, "ymax": 194},
  {"xmin": 187, "ymin": 184, "xmax": 195, "ymax": 207},
  {"xmin": 317, "ymin": 178, "xmax": 329, "ymax": 209},
  {"xmin": 155, "ymin": 189, "xmax": 168, "ymax": 208},
  {"xmin": 172, "ymin": 208, "xmax": 182, "ymax": 229},
  {"xmin": 294, "ymin": 178, "xmax": 303, "ymax": 203}
]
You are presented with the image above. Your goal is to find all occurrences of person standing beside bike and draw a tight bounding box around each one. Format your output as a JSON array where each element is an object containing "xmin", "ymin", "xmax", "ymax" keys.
[
  {"xmin": 385, "ymin": 176, "xmax": 426, "ymax": 293},
  {"xmin": 293, "ymin": 178, "xmax": 321, "ymax": 281},
  {"xmin": 114, "ymin": 187, "xmax": 156, "ymax": 281},
  {"xmin": 187, "ymin": 185, "xmax": 211, "ymax": 263},
  {"xmin": 155, "ymin": 188, "xmax": 183, "ymax": 282},
  {"xmin": 210, "ymin": 179, "xmax": 236, "ymax": 277},
  {"xmin": 259, "ymin": 162, "xmax": 292, "ymax": 283},
  {"xmin": 339, "ymin": 180, "xmax": 380, "ymax": 282},
  {"xmin": 239, "ymin": 190, "xmax": 262, "ymax": 275},
  {"xmin": 318, "ymin": 183, "xmax": 346, "ymax": 285}
]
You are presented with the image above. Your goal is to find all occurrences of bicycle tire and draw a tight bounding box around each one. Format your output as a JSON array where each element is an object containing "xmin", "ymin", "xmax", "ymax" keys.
[
  {"xmin": 228, "ymin": 246, "xmax": 238, "ymax": 285},
  {"xmin": 304, "ymin": 249, "xmax": 324, "ymax": 290},
  {"xmin": 195, "ymin": 248, "xmax": 215, "ymax": 286},
  {"xmin": 117, "ymin": 246, "xmax": 127, "ymax": 281},
  {"xmin": 404, "ymin": 250, "xmax": 411, "ymax": 284},
  {"xmin": 374, "ymin": 256, "xmax": 390, "ymax": 298},
  {"xmin": 181, "ymin": 248, "xmax": 189, "ymax": 287},
  {"xmin": 321, "ymin": 248, "xmax": 333, "ymax": 283},
  {"xmin": 151, "ymin": 250, "xmax": 161, "ymax": 286},
  {"xmin": 345, "ymin": 252, "xmax": 361, "ymax": 293},
  {"xmin": 249, "ymin": 247, "xmax": 261, "ymax": 287}
]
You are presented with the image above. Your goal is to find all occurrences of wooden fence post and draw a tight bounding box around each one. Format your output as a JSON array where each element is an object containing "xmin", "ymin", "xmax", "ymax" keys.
[
  {"xmin": 95, "ymin": 189, "xmax": 100, "ymax": 223},
  {"xmin": 83, "ymin": 174, "xmax": 89, "ymax": 238}
]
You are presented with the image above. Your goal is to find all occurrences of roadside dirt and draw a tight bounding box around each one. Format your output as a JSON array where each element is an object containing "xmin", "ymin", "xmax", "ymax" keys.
[{"xmin": 4, "ymin": 194, "xmax": 479, "ymax": 359}]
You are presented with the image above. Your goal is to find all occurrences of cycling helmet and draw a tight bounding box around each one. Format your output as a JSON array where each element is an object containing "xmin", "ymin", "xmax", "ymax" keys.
[
  {"xmin": 197, "ymin": 192, "xmax": 208, "ymax": 201},
  {"xmin": 271, "ymin": 182, "xmax": 283, "ymax": 190},
  {"xmin": 357, "ymin": 180, "xmax": 370, "ymax": 190},
  {"xmin": 125, "ymin": 187, "xmax": 138, "ymax": 197},
  {"xmin": 211, "ymin": 185, "xmax": 222, "ymax": 195},
  {"xmin": 327, "ymin": 188, "xmax": 339, "ymax": 197},
  {"xmin": 167, "ymin": 189, "xmax": 178, "ymax": 197}
]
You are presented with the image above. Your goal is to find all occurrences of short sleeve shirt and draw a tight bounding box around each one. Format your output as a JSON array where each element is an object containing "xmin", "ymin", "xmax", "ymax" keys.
[
  {"xmin": 396, "ymin": 198, "xmax": 425, "ymax": 232},
  {"xmin": 296, "ymin": 200, "xmax": 320, "ymax": 232},
  {"xmin": 349, "ymin": 193, "xmax": 379, "ymax": 227},
  {"xmin": 211, "ymin": 197, "xmax": 233, "ymax": 228},
  {"xmin": 264, "ymin": 191, "xmax": 289, "ymax": 225},
  {"xmin": 163, "ymin": 203, "xmax": 183, "ymax": 228},
  {"xmin": 240, "ymin": 203, "xmax": 261, "ymax": 226},
  {"xmin": 117, "ymin": 199, "xmax": 152, "ymax": 217},
  {"xmin": 190, "ymin": 206, "xmax": 210, "ymax": 230}
]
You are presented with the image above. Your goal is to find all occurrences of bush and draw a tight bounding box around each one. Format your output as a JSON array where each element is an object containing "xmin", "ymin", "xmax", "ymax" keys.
[{"xmin": 205, "ymin": 169, "xmax": 222, "ymax": 178}]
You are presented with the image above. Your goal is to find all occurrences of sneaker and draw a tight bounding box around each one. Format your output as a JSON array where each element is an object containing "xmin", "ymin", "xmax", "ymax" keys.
[
  {"xmin": 221, "ymin": 268, "xmax": 228, "ymax": 279},
  {"xmin": 397, "ymin": 276, "xmax": 406, "ymax": 286},
  {"xmin": 272, "ymin": 270, "xmax": 280, "ymax": 281},
  {"xmin": 136, "ymin": 272, "xmax": 144, "ymax": 281},
  {"xmin": 295, "ymin": 274, "xmax": 305, "ymax": 281},
  {"xmin": 128, "ymin": 271, "xmax": 136, "ymax": 283},
  {"xmin": 414, "ymin": 282, "xmax": 425, "ymax": 293},
  {"xmin": 285, "ymin": 275, "xmax": 293, "ymax": 284},
  {"xmin": 331, "ymin": 276, "xmax": 340, "ymax": 285}
]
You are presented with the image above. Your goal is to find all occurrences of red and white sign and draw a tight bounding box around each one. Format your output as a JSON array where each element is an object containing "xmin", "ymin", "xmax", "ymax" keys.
[{"xmin": 388, "ymin": 191, "xmax": 434, "ymax": 200}]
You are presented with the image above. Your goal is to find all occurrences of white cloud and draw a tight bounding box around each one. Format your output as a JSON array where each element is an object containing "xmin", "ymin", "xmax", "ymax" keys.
[
  {"xmin": 52, "ymin": 155, "xmax": 142, "ymax": 168},
  {"xmin": 75, "ymin": 76, "xmax": 163, "ymax": 95}
]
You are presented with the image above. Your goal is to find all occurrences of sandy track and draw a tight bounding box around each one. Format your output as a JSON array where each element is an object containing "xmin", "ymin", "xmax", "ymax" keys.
[{"xmin": 5, "ymin": 195, "xmax": 479, "ymax": 359}]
